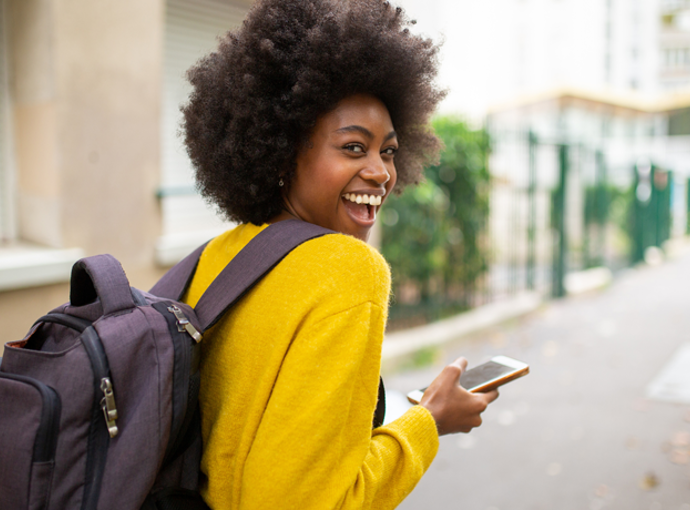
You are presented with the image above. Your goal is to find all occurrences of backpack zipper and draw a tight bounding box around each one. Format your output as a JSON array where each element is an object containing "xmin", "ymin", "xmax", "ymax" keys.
[
  {"xmin": 167, "ymin": 305, "xmax": 203, "ymax": 343},
  {"xmin": 81, "ymin": 327, "xmax": 119, "ymax": 438},
  {"xmin": 100, "ymin": 377, "xmax": 118, "ymax": 438},
  {"xmin": 152, "ymin": 302, "xmax": 202, "ymax": 464},
  {"xmin": 80, "ymin": 325, "xmax": 115, "ymax": 510}
]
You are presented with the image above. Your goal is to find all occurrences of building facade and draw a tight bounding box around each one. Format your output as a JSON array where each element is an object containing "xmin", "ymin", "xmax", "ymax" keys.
[
  {"xmin": 397, "ymin": 0, "xmax": 661, "ymax": 118},
  {"xmin": 0, "ymin": 0, "xmax": 252, "ymax": 346},
  {"xmin": 659, "ymin": 0, "xmax": 690, "ymax": 92}
]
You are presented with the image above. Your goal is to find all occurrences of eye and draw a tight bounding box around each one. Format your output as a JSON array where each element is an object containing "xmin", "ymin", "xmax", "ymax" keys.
[
  {"xmin": 382, "ymin": 147, "xmax": 398, "ymax": 157},
  {"xmin": 344, "ymin": 144, "xmax": 365, "ymax": 153}
]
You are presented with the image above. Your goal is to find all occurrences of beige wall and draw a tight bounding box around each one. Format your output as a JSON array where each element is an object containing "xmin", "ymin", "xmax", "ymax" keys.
[
  {"xmin": 2, "ymin": 0, "xmax": 168, "ymax": 346},
  {"xmin": 9, "ymin": 0, "xmax": 164, "ymax": 264}
]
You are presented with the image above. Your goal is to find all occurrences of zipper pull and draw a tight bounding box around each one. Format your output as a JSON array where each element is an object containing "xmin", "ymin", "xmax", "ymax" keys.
[
  {"xmin": 100, "ymin": 377, "xmax": 119, "ymax": 438},
  {"xmin": 167, "ymin": 305, "xmax": 203, "ymax": 343}
]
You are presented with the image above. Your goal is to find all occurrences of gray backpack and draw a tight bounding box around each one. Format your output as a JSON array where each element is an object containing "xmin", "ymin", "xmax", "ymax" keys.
[{"xmin": 0, "ymin": 220, "xmax": 356, "ymax": 510}]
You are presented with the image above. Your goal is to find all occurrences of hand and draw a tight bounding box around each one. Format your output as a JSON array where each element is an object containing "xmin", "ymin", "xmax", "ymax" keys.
[{"xmin": 419, "ymin": 357, "xmax": 499, "ymax": 436}]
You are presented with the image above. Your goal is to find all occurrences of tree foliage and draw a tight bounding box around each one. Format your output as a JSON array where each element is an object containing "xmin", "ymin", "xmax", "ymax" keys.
[{"xmin": 381, "ymin": 117, "xmax": 491, "ymax": 323}]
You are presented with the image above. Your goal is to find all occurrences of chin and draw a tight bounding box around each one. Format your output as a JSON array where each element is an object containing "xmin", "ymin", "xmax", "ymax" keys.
[
  {"xmin": 349, "ymin": 228, "xmax": 371, "ymax": 242},
  {"xmin": 322, "ymin": 216, "xmax": 372, "ymax": 242}
]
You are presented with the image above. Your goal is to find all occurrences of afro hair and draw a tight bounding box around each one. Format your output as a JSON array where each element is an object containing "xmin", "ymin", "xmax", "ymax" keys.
[{"xmin": 182, "ymin": 0, "xmax": 445, "ymax": 225}]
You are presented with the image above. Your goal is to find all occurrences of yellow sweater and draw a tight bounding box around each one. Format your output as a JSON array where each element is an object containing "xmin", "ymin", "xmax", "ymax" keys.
[{"xmin": 185, "ymin": 223, "xmax": 439, "ymax": 510}]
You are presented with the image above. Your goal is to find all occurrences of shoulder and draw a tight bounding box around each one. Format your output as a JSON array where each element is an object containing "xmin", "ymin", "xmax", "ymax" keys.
[
  {"xmin": 296, "ymin": 233, "xmax": 390, "ymax": 282},
  {"xmin": 189, "ymin": 223, "xmax": 391, "ymax": 311},
  {"xmin": 278, "ymin": 232, "xmax": 392, "ymax": 310}
]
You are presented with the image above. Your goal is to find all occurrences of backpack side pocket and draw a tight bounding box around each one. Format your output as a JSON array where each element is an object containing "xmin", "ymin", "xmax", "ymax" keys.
[{"xmin": 0, "ymin": 372, "xmax": 61, "ymax": 510}]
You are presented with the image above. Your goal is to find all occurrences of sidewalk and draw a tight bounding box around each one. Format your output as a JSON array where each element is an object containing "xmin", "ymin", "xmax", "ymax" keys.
[{"xmin": 385, "ymin": 248, "xmax": 690, "ymax": 510}]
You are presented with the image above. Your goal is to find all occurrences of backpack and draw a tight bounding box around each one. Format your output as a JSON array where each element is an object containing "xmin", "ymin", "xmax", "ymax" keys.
[{"xmin": 0, "ymin": 220, "xmax": 389, "ymax": 510}]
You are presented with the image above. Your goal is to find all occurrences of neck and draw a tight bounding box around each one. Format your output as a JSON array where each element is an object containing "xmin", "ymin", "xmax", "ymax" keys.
[{"xmin": 268, "ymin": 197, "xmax": 305, "ymax": 224}]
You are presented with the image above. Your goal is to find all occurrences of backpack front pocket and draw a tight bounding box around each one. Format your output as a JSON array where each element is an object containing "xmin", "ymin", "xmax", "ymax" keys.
[{"xmin": 0, "ymin": 372, "xmax": 61, "ymax": 510}]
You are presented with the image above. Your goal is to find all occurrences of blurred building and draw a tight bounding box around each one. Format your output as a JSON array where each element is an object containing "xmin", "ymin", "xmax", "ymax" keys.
[
  {"xmin": 398, "ymin": 0, "xmax": 662, "ymax": 117},
  {"xmin": 486, "ymin": 88, "xmax": 690, "ymax": 299},
  {"xmin": 0, "ymin": 0, "xmax": 252, "ymax": 345},
  {"xmin": 660, "ymin": 0, "xmax": 690, "ymax": 91},
  {"xmin": 488, "ymin": 88, "xmax": 690, "ymax": 175}
]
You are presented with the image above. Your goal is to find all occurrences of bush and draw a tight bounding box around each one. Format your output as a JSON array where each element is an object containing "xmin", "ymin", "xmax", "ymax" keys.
[{"xmin": 381, "ymin": 117, "xmax": 491, "ymax": 328}]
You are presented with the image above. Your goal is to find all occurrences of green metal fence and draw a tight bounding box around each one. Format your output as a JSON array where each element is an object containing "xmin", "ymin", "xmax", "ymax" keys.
[
  {"xmin": 382, "ymin": 126, "xmax": 678, "ymax": 330},
  {"xmin": 488, "ymin": 130, "xmax": 675, "ymax": 301}
]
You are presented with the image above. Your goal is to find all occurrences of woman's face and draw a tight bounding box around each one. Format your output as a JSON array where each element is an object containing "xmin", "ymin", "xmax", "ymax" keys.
[{"xmin": 282, "ymin": 94, "xmax": 398, "ymax": 242}]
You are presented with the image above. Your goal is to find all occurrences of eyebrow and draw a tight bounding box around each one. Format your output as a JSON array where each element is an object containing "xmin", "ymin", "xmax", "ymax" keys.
[{"xmin": 335, "ymin": 125, "xmax": 398, "ymax": 142}]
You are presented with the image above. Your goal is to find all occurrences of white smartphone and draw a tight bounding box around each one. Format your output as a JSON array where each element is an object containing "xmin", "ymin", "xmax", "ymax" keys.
[{"xmin": 406, "ymin": 355, "xmax": 529, "ymax": 405}]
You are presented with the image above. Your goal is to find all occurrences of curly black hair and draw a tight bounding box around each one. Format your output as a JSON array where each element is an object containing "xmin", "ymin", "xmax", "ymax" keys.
[{"xmin": 182, "ymin": 0, "xmax": 445, "ymax": 225}]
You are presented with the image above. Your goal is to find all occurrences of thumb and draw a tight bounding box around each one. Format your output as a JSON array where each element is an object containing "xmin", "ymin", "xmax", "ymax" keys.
[
  {"xmin": 449, "ymin": 356, "xmax": 468, "ymax": 372},
  {"xmin": 443, "ymin": 357, "xmax": 468, "ymax": 383}
]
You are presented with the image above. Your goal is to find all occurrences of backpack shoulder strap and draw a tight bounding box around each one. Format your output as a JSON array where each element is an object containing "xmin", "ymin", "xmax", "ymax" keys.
[
  {"xmin": 150, "ymin": 220, "xmax": 333, "ymax": 331},
  {"xmin": 149, "ymin": 242, "xmax": 208, "ymax": 300},
  {"xmin": 194, "ymin": 220, "xmax": 332, "ymax": 331},
  {"xmin": 151, "ymin": 220, "xmax": 387, "ymax": 428}
]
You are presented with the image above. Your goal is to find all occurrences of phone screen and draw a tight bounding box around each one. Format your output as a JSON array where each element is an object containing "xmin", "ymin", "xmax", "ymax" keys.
[{"xmin": 459, "ymin": 361, "xmax": 515, "ymax": 390}]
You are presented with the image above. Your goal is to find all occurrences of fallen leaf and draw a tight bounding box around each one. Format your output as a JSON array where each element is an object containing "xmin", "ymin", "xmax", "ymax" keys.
[
  {"xmin": 639, "ymin": 472, "xmax": 659, "ymax": 491},
  {"xmin": 669, "ymin": 449, "xmax": 689, "ymax": 465},
  {"xmin": 595, "ymin": 484, "xmax": 608, "ymax": 498},
  {"xmin": 626, "ymin": 437, "xmax": 639, "ymax": 450}
]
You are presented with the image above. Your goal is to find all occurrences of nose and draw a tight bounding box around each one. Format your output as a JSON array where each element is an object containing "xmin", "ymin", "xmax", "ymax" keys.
[{"xmin": 359, "ymin": 154, "xmax": 392, "ymax": 186}]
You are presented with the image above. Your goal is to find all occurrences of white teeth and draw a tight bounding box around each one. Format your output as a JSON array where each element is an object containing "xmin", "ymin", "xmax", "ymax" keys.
[{"xmin": 344, "ymin": 193, "xmax": 382, "ymax": 205}]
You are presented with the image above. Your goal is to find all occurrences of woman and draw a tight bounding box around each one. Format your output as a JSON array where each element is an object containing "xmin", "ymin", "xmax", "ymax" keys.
[{"xmin": 181, "ymin": 1, "xmax": 498, "ymax": 509}]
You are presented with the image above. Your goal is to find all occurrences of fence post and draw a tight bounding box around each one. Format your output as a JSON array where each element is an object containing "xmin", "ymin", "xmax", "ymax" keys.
[
  {"xmin": 527, "ymin": 130, "xmax": 537, "ymax": 290},
  {"xmin": 653, "ymin": 168, "xmax": 671, "ymax": 246},
  {"xmin": 595, "ymin": 149, "xmax": 607, "ymax": 267},
  {"xmin": 632, "ymin": 164, "xmax": 642, "ymax": 263},
  {"xmin": 552, "ymin": 144, "xmax": 568, "ymax": 298}
]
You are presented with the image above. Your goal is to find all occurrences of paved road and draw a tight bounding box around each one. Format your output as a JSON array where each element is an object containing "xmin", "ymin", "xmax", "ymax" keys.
[{"xmin": 384, "ymin": 249, "xmax": 690, "ymax": 510}]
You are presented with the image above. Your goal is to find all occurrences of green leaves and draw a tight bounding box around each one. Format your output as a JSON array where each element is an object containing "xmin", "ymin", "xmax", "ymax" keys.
[{"xmin": 382, "ymin": 117, "xmax": 491, "ymax": 325}]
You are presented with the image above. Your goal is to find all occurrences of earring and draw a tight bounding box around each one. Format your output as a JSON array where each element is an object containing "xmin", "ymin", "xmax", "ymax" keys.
[{"xmin": 279, "ymin": 178, "xmax": 284, "ymax": 187}]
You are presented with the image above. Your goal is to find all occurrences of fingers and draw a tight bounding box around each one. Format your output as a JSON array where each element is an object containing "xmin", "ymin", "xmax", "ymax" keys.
[{"xmin": 482, "ymin": 389, "xmax": 499, "ymax": 403}]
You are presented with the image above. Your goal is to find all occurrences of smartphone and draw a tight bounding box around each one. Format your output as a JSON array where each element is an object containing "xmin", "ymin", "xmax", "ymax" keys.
[{"xmin": 406, "ymin": 355, "xmax": 529, "ymax": 405}]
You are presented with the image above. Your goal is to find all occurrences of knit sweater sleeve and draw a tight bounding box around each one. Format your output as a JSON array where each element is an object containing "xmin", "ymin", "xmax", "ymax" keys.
[
  {"xmin": 193, "ymin": 227, "xmax": 439, "ymax": 510},
  {"xmin": 239, "ymin": 301, "xmax": 438, "ymax": 510}
]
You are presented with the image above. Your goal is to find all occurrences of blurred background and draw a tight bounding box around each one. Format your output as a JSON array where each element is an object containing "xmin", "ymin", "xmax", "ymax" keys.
[{"xmin": 1, "ymin": 0, "xmax": 690, "ymax": 507}]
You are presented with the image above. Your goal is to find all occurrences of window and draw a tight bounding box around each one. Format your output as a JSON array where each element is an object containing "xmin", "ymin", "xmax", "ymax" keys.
[{"xmin": 158, "ymin": 0, "xmax": 250, "ymax": 265}]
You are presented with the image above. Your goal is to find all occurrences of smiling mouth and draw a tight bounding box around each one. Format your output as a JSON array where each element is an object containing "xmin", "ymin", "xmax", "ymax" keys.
[{"xmin": 342, "ymin": 193, "xmax": 380, "ymax": 224}]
